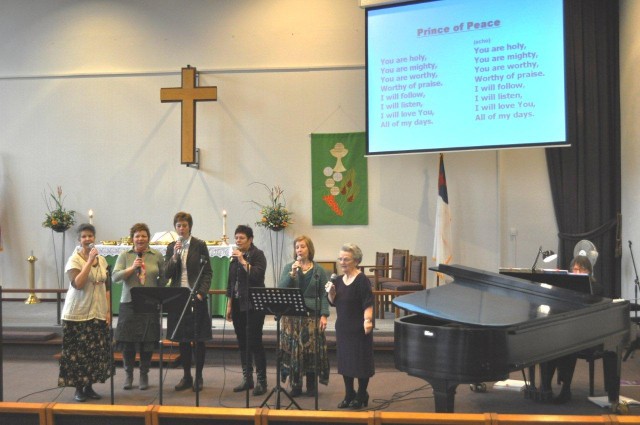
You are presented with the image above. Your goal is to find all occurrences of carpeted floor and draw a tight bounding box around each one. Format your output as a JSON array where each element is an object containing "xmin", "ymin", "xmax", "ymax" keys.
[{"xmin": 3, "ymin": 300, "xmax": 640, "ymax": 415}]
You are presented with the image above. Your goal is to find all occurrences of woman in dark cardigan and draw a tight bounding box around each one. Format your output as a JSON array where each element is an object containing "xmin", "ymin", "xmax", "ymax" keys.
[{"xmin": 164, "ymin": 211, "xmax": 213, "ymax": 392}]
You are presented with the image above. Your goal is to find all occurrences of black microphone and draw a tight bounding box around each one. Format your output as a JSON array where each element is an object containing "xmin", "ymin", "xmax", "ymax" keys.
[{"xmin": 136, "ymin": 251, "xmax": 143, "ymax": 275}]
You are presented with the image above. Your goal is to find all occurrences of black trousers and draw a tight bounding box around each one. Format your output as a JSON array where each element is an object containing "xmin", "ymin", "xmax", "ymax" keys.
[{"xmin": 231, "ymin": 298, "xmax": 266, "ymax": 376}]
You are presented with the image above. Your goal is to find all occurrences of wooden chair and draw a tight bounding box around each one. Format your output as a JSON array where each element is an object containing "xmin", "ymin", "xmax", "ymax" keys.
[
  {"xmin": 359, "ymin": 252, "xmax": 389, "ymax": 320},
  {"xmin": 316, "ymin": 260, "xmax": 337, "ymax": 276},
  {"xmin": 380, "ymin": 255, "xmax": 427, "ymax": 318},
  {"xmin": 370, "ymin": 249, "xmax": 410, "ymax": 318},
  {"xmin": 361, "ymin": 251, "xmax": 389, "ymax": 287}
]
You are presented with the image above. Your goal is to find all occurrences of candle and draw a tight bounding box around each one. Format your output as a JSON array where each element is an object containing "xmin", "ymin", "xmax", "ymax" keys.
[
  {"xmin": 222, "ymin": 210, "xmax": 227, "ymax": 237},
  {"xmin": 88, "ymin": 209, "xmax": 94, "ymax": 224}
]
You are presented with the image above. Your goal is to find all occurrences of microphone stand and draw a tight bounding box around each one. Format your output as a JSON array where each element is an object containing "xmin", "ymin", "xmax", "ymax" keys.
[
  {"xmin": 170, "ymin": 257, "xmax": 208, "ymax": 406},
  {"xmin": 243, "ymin": 256, "xmax": 251, "ymax": 408},
  {"xmin": 624, "ymin": 241, "xmax": 640, "ymax": 360},
  {"xmin": 314, "ymin": 270, "xmax": 320, "ymax": 410},
  {"xmin": 106, "ymin": 264, "xmax": 115, "ymax": 405}
]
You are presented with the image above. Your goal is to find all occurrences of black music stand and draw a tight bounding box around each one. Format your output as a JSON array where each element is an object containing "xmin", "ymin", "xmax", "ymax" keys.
[
  {"xmin": 250, "ymin": 287, "xmax": 307, "ymax": 410},
  {"xmin": 131, "ymin": 286, "xmax": 190, "ymax": 405}
]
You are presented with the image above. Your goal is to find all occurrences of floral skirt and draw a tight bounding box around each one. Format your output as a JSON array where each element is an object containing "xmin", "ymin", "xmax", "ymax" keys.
[
  {"xmin": 279, "ymin": 315, "xmax": 329, "ymax": 388},
  {"xmin": 58, "ymin": 319, "xmax": 112, "ymax": 388}
]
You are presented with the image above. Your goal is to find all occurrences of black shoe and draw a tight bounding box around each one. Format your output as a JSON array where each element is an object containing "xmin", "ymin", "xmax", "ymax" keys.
[
  {"xmin": 193, "ymin": 377, "xmax": 203, "ymax": 392},
  {"xmin": 337, "ymin": 391, "xmax": 356, "ymax": 408},
  {"xmin": 74, "ymin": 387, "xmax": 88, "ymax": 402},
  {"xmin": 289, "ymin": 386, "xmax": 303, "ymax": 397},
  {"xmin": 349, "ymin": 392, "xmax": 369, "ymax": 409},
  {"xmin": 83, "ymin": 385, "xmax": 101, "ymax": 400},
  {"xmin": 174, "ymin": 377, "xmax": 193, "ymax": 391},
  {"xmin": 253, "ymin": 381, "xmax": 267, "ymax": 396},
  {"xmin": 233, "ymin": 377, "xmax": 254, "ymax": 392}
]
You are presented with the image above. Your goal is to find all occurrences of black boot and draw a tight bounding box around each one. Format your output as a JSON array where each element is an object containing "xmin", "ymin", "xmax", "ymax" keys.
[
  {"xmin": 305, "ymin": 372, "xmax": 316, "ymax": 397},
  {"xmin": 83, "ymin": 384, "xmax": 101, "ymax": 400},
  {"xmin": 74, "ymin": 385, "xmax": 88, "ymax": 402},
  {"xmin": 233, "ymin": 369, "xmax": 254, "ymax": 392},
  {"xmin": 349, "ymin": 391, "xmax": 369, "ymax": 409},
  {"xmin": 337, "ymin": 390, "xmax": 356, "ymax": 408},
  {"xmin": 289, "ymin": 384, "xmax": 303, "ymax": 397},
  {"xmin": 233, "ymin": 351, "xmax": 254, "ymax": 392},
  {"xmin": 122, "ymin": 350, "xmax": 135, "ymax": 390},
  {"xmin": 253, "ymin": 350, "xmax": 267, "ymax": 396},
  {"xmin": 174, "ymin": 375, "xmax": 193, "ymax": 391}
]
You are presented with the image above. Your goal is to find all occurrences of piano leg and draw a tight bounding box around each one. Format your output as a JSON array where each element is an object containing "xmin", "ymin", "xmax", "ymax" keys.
[
  {"xmin": 602, "ymin": 350, "xmax": 621, "ymax": 405},
  {"xmin": 429, "ymin": 379, "xmax": 458, "ymax": 413},
  {"xmin": 523, "ymin": 364, "xmax": 554, "ymax": 402}
]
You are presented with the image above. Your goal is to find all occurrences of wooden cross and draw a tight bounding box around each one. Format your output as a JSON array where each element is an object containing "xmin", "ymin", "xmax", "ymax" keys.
[{"xmin": 160, "ymin": 66, "xmax": 217, "ymax": 165}]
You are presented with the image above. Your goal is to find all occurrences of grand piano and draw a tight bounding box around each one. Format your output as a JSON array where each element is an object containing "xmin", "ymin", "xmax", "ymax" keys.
[{"xmin": 393, "ymin": 264, "xmax": 630, "ymax": 413}]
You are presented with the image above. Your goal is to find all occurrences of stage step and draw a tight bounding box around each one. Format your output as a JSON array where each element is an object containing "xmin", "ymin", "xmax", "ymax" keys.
[{"xmin": 54, "ymin": 340, "xmax": 182, "ymax": 366}]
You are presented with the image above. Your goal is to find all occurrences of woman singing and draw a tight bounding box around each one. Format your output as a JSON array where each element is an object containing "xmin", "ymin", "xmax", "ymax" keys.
[
  {"xmin": 326, "ymin": 243, "xmax": 374, "ymax": 409},
  {"xmin": 58, "ymin": 223, "xmax": 112, "ymax": 402},
  {"xmin": 278, "ymin": 235, "xmax": 330, "ymax": 397},
  {"xmin": 113, "ymin": 223, "xmax": 166, "ymax": 391}
]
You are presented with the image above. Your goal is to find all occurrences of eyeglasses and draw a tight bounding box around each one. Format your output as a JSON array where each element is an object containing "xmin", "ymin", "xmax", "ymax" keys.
[{"xmin": 337, "ymin": 257, "xmax": 353, "ymax": 263}]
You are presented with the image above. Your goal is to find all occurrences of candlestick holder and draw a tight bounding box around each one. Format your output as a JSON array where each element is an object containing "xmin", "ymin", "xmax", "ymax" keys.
[
  {"xmin": 221, "ymin": 235, "xmax": 229, "ymax": 245},
  {"xmin": 25, "ymin": 253, "xmax": 41, "ymax": 304}
]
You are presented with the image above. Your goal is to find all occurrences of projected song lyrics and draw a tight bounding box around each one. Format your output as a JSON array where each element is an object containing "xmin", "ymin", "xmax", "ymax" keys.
[
  {"xmin": 472, "ymin": 38, "xmax": 543, "ymax": 122},
  {"xmin": 378, "ymin": 54, "xmax": 442, "ymax": 129}
]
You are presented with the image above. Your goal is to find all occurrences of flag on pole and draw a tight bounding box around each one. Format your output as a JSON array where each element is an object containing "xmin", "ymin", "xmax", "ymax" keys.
[{"xmin": 432, "ymin": 154, "xmax": 452, "ymax": 279}]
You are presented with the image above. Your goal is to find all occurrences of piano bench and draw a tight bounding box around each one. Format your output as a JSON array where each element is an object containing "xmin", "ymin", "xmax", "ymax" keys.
[{"xmin": 576, "ymin": 349, "xmax": 605, "ymax": 396}]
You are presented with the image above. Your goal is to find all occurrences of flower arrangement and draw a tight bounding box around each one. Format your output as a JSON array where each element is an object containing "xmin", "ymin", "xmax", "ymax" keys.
[
  {"xmin": 42, "ymin": 186, "xmax": 76, "ymax": 232},
  {"xmin": 252, "ymin": 183, "xmax": 293, "ymax": 231}
]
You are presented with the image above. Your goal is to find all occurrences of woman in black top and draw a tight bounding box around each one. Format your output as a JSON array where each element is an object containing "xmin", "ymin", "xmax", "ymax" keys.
[{"xmin": 225, "ymin": 225, "xmax": 268, "ymax": 396}]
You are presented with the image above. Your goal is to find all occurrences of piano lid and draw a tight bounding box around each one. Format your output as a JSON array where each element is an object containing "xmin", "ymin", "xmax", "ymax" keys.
[{"xmin": 393, "ymin": 264, "xmax": 608, "ymax": 328}]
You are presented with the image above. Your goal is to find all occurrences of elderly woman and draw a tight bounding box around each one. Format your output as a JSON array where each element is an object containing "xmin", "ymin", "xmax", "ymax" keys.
[
  {"xmin": 278, "ymin": 235, "xmax": 330, "ymax": 397},
  {"xmin": 113, "ymin": 223, "xmax": 166, "ymax": 391},
  {"xmin": 58, "ymin": 223, "xmax": 112, "ymax": 402},
  {"xmin": 326, "ymin": 243, "xmax": 374, "ymax": 409}
]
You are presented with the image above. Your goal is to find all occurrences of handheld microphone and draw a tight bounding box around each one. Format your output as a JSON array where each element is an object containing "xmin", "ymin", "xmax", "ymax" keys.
[
  {"xmin": 88, "ymin": 243, "xmax": 95, "ymax": 250},
  {"xmin": 200, "ymin": 255, "xmax": 208, "ymax": 265},
  {"xmin": 176, "ymin": 236, "xmax": 184, "ymax": 255},
  {"xmin": 136, "ymin": 251, "xmax": 143, "ymax": 275},
  {"xmin": 326, "ymin": 273, "xmax": 339, "ymax": 293},
  {"xmin": 294, "ymin": 255, "xmax": 302, "ymax": 271}
]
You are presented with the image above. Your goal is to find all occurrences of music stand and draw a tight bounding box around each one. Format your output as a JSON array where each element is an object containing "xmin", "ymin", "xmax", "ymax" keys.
[
  {"xmin": 250, "ymin": 287, "xmax": 307, "ymax": 410},
  {"xmin": 499, "ymin": 268, "xmax": 593, "ymax": 294},
  {"xmin": 131, "ymin": 286, "xmax": 190, "ymax": 405}
]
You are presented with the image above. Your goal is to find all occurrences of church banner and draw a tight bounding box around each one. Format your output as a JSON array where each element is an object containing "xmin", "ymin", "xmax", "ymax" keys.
[{"xmin": 311, "ymin": 132, "xmax": 368, "ymax": 225}]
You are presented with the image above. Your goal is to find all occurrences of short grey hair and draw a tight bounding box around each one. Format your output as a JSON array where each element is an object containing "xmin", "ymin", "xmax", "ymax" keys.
[{"xmin": 340, "ymin": 243, "xmax": 363, "ymax": 264}]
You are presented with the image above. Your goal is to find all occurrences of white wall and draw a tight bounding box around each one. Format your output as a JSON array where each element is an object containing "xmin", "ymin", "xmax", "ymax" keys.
[
  {"xmin": 0, "ymin": 0, "xmax": 558, "ymax": 292},
  {"xmin": 620, "ymin": 0, "xmax": 640, "ymax": 302}
]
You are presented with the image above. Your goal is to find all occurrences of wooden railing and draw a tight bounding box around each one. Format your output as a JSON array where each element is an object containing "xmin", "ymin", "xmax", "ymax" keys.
[{"xmin": 1, "ymin": 402, "xmax": 639, "ymax": 425}]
